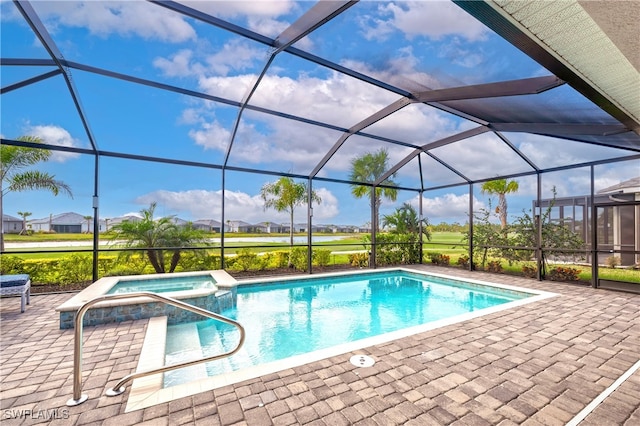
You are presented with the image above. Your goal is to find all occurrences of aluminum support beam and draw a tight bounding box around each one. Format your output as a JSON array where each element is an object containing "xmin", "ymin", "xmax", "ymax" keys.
[
  {"xmin": 490, "ymin": 122, "xmax": 629, "ymax": 136},
  {"xmin": 274, "ymin": 1, "xmax": 357, "ymax": 53},
  {"xmin": 453, "ymin": 0, "xmax": 640, "ymax": 133},
  {"xmin": 414, "ymin": 75, "xmax": 564, "ymax": 102},
  {"xmin": 1, "ymin": 69, "xmax": 61, "ymax": 94},
  {"xmin": 14, "ymin": 1, "xmax": 99, "ymax": 153},
  {"xmin": 373, "ymin": 126, "xmax": 488, "ymax": 186},
  {"xmin": 310, "ymin": 97, "xmax": 413, "ymax": 178}
]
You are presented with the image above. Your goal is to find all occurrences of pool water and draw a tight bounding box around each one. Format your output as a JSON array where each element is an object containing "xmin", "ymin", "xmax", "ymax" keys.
[
  {"xmin": 106, "ymin": 274, "xmax": 216, "ymax": 294},
  {"xmin": 164, "ymin": 271, "xmax": 531, "ymax": 386}
]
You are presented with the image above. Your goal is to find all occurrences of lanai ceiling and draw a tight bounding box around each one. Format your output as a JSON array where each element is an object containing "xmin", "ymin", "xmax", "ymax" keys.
[{"xmin": 2, "ymin": 0, "xmax": 639, "ymax": 193}]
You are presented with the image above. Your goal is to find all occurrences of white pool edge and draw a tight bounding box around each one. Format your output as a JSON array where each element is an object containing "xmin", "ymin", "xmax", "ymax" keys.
[
  {"xmin": 56, "ymin": 270, "xmax": 236, "ymax": 312},
  {"xmin": 125, "ymin": 268, "xmax": 557, "ymax": 412}
]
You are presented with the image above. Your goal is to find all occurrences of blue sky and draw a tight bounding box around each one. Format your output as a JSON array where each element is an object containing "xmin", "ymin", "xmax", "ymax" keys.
[{"xmin": 1, "ymin": 1, "xmax": 637, "ymax": 226}]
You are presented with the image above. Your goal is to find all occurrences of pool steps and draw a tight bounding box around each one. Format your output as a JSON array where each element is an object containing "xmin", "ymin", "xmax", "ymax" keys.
[
  {"xmin": 164, "ymin": 323, "xmax": 207, "ymax": 387},
  {"xmin": 165, "ymin": 319, "xmax": 257, "ymax": 386}
]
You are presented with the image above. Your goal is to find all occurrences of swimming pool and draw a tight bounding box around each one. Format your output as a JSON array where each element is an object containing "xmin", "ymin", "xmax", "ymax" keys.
[{"xmin": 162, "ymin": 269, "xmax": 540, "ymax": 387}]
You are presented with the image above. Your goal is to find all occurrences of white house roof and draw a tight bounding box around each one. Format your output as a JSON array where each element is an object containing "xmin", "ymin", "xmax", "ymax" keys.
[
  {"xmin": 254, "ymin": 221, "xmax": 283, "ymax": 227},
  {"xmin": 194, "ymin": 219, "xmax": 222, "ymax": 227},
  {"xmin": 167, "ymin": 217, "xmax": 190, "ymax": 226},
  {"xmin": 229, "ymin": 220, "xmax": 253, "ymax": 227},
  {"xmin": 597, "ymin": 177, "xmax": 640, "ymax": 194},
  {"xmin": 29, "ymin": 212, "xmax": 86, "ymax": 225}
]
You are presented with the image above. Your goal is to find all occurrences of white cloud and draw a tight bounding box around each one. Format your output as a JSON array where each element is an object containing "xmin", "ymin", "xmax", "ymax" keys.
[
  {"xmin": 341, "ymin": 53, "xmax": 442, "ymax": 91},
  {"xmin": 184, "ymin": 1, "xmax": 295, "ymax": 20},
  {"xmin": 429, "ymin": 133, "xmax": 533, "ymax": 181},
  {"xmin": 24, "ymin": 125, "xmax": 81, "ymax": 162},
  {"xmin": 23, "ymin": 0, "xmax": 300, "ymax": 46},
  {"xmin": 198, "ymin": 74, "xmax": 257, "ymax": 101},
  {"xmin": 188, "ymin": 120, "xmax": 232, "ymax": 152},
  {"xmin": 206, "ymin": 39, "xmax": 267, "ymax": 76},
  {"xmin": 183, "ymin": 0, "xmax": 296, "ymax": 37},
  {"xmin": 412, "ymin": 193, "xmax": 485, "ymax": 221},
  {"xmin": 31, "ymin": 1, "xmax": 196, "ymax": 42},
  {"xmin": 248, "ymin": 16, "xmax": 290, "ymax": 39},
  {"xmin": 153, "ymin": 49, "xmax": 201, "ymax": 78},
  {"xmin": 439, "ymin": 38, "xmax": 485, "ymax": 68},
  {"xmin": 313, "ymin": 188, "xmax": 340, "ymax": 220},
  {"xmin": 365, "ymin": 1, "xmax": 489, "ymax": 42},
  {"xmin": 134, "ymin": 186, "xmax": 339, "ymax": 223},
  {"xmin": 155, "ymin": 41, "xmax": 266, "ymax": 79},
  {"xmin": 185, "ymin": 69, "xmax": 428, "ymax": 172}
]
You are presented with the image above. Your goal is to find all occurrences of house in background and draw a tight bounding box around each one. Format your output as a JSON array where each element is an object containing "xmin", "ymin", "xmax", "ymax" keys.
[
  {"xmin": 535, "ymin": 177, "xmax": 639, "ymax": 266},
  {"xmin": 253, "ymin": 222, "xmax": 287, "ymax": 233},
  {"xmin": 1, "ymin": 214, "xmax": 24, "ymax": 234},
  {"xmin": 100, "ymin": 215, "xmax": 142, "ymax": 232},
  {"xmin": 596, "ymin": 177, "xmax": 639, "ymax": 266},
  {"xmin": 226, "ymin": 220, "xmax": 254, "ymax": 233},
  {"xmin": 28, "ymin": 212, "xmax": 88, "ymax": 233},
  {"xmin": 283, "ymin": 223, "xmax": 310, "ymax": 233},
  {"xmin": 167, "ymin": 217, "xmax": 190, "ymax": 227},
  {"xmin": 193, "ymin": 219, "xmax": 223, "ymax": 233}
]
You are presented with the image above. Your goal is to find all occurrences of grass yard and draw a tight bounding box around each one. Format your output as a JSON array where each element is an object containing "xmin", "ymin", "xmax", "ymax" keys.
[{"xmin": 4, "ymin": 231, "xmax": 639, "ymax": 286}]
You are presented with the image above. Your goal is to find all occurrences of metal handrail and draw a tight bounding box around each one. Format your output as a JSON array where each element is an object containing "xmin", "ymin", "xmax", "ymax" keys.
[{"xmin": 66, "ymin": 291, "xmax": 245, "ymax": 406}]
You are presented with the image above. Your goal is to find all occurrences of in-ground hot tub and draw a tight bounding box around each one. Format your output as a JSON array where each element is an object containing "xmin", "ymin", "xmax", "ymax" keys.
[{"xmin": 56, "ymin": 270, "xmax": 238, "ymax": 329}]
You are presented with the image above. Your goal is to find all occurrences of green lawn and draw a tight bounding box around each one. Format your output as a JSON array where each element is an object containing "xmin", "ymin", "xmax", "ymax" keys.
[{"xmin": 5, "ymin": 231, "xmax": 639, "ymax": 284}]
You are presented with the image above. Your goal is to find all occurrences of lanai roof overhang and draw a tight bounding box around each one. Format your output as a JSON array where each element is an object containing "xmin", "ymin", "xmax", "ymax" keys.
[{"xmin": 1, "ymin": 0, "xmax": 639, "ymax": 194}]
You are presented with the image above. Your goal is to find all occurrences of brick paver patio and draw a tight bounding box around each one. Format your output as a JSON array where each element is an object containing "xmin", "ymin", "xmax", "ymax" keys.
[{"xmin": 1, "ymin": 265, "xmax": 638, "ymax": 425}]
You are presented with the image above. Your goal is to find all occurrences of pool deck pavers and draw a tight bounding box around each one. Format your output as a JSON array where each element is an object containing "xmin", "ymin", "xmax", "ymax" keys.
[{"xmin": 1, "ymin": 265, "xmax": 638, "ymax": 425}]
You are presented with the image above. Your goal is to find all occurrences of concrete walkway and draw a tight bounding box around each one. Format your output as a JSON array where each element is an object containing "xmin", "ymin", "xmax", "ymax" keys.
[{"xmin": 1, "ymin": 265, "xmax": 638, "ymax": 425}]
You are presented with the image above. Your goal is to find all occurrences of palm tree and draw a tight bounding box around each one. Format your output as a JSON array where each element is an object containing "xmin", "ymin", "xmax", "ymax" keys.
[
  {"xmin": 382, "ymin": 202, "xmax": 431, "ymax": 240},
  {"xmin": 480, "ymin": 178, "xmax": 519, "ymax": 230},
  {"xmin": 83, "ymin": 215, "xmax": 93, "ymax": 234},
  {"xmin": 349, "ymin": 149, "xmax": 398, "ymax": 229},
  {"xmin": 260, "ymin": 177, "xmax": 321, "ymax": 249},
  {"xmin": 110, "ymin": 202, "xmax": 208, "ymax": 273},
  {"xmin": 0, "ymin": 136, "xmax": 73, "ymax": 250},
  {"xmin": 17, "ymin": 211, "xmax": 32, "ymax": 236}
]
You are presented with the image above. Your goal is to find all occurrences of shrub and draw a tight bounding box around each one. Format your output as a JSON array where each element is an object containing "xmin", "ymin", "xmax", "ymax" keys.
[
  {"xmin": 428, "ymin": 252, "xmax": 450, "ymax": 266},
  {"xmin": 605, "ymin": 256, "xmax": 620, "ymax": 269},
  {"xmin": 105, "ymin": 255, "xmax": 148, "ymax": 276},
  {"xmin": 456, "ymin": 254, "xmax": 469, "ymax": 268},
  {"xmin": 365, "ymin": 233, "xmax": 421, "ymax": 266},
  {"xmin": 521, "ymin": 264, "xmax": 537, "ymax": 278},
  {"xmin": 256, "ymin": 253, "xmax": 273, "ymax": 271},
  {"xmin": 178, "ymin": 252, "xmax": 220, "ymax": 271},
  {"xmin": 56, "ymin": 254, "xmax": 93, "ymax": 284},
  {"xmin": 233, "ymin": 248, "xmax": 258, "ymax": 271},
  {"xmin": 348, "ymin": 252, "xmax": 369, "ymax": 268},
  {"xmin": 290, "ymin": 247, "xmax": 308, "ymax": 271},
  {"xmin": 97, "ymin": 257, "xmax": 116, "ymax": 276},
  {"xmin": 273, "ymin": 251, "xmax": 290, "ymax": 268},
  {"xmin": 105, "ymin": 266, "xmax": 146, "ymax": 277},
  {"xmin": 486, "ymin": 261, "xmax": 503, "ymax": 273},
  {"xmin": 313, "ymin": 249, "xmax": 331, "ymax": 267},
  {"xmin": 0, "ymin": 255, "xmax": 25, "ymax": 274},
  {"xmin": 548, "ymin": 266, "xmax": 580, "ymax": 281}
]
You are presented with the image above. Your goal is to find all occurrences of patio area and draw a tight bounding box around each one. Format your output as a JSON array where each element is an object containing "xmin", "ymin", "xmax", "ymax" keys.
[{"xmin": 1, "ymin": 265, "xmax": 639, "ymax": 425}]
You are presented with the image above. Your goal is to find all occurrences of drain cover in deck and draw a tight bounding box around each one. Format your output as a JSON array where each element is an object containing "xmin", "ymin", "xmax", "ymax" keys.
[{"xmin": 350, "ymin": 354, "xmax": 375, "ymax": 367}]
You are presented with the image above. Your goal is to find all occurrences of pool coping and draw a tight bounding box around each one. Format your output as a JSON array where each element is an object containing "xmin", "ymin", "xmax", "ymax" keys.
[{"xmin": 125, "ymin": 267, "xmax": 557, "ymax": 412}]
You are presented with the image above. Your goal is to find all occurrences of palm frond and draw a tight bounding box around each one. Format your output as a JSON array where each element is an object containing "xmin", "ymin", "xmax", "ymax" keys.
[{"xmin": 6, "ymin": 171, "xmax": 73, "ymax": 197}]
